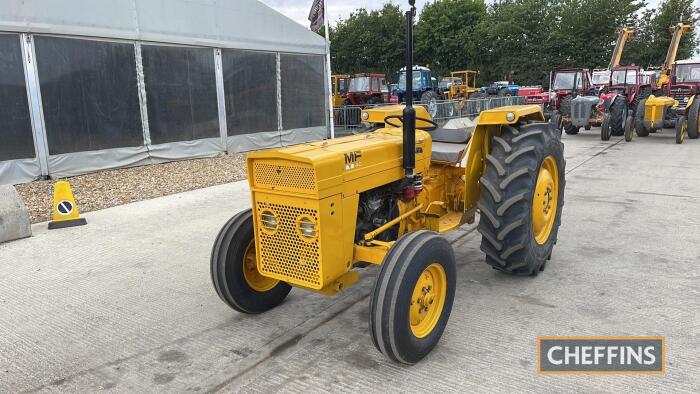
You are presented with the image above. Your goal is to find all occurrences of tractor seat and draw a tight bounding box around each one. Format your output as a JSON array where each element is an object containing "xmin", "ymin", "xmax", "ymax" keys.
[{"xmin": 428, "ymin": 127, "xmax": 473, "ymax": 163}]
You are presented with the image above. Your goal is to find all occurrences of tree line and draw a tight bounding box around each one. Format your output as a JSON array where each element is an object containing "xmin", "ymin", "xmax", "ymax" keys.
[{"xmin": 325, "ymin": 0, "xmax": 698, "ymax": 86}]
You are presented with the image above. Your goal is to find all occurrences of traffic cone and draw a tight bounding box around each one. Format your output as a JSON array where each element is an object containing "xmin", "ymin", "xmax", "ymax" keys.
[{"xmin": 48, "ymin": 181, "xmax": 87, "ymax": 230}]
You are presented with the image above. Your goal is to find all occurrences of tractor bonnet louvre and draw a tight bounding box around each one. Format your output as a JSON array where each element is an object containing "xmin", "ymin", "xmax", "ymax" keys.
[{"xmin": 253, "ymin": 161, "xmax": 317, "ymax": 192}]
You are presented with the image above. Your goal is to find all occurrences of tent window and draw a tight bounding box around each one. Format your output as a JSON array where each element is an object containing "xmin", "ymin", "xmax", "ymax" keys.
[
  {"xmin": 280, "ymin": 54, "xmax": 325, "ymax": 130},
  {"xmin": 142, "ymin": 45, "xmax": 219, "ymax": 145},
  {"xmin": 0, "ymin": 34, "xmax": 35, "ymax": 161},
  {"xmin": 34, "ymin": 36, "xmax": 143, "ymax": 155},
  {"xmin": 222, "ymin": 50, "xmax": 278, "ymax": 136}
]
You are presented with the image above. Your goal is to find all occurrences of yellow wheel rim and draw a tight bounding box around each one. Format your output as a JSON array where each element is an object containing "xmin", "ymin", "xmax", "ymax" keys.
[
  {"xmin": 242, "ymin": 240, "xmax": 279, "ymax": 292},
  {"xmin": 409, "ymin": 263, "xmax": 447, "ymax": 338},
  {"xmin": 532, "ymin": 156, "xmax": 559, "ymax": 245}
]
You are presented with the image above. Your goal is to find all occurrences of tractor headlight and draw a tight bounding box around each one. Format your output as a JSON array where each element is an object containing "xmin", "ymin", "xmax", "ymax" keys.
[
  {"xmin": 362, "ymin": 112, "xmax": 369, "ymax": 120},
  {"xmin": 298, "ymin": 217, "xmax": 317, "ymax": 239},
  {"xmin": 260, "ymin": 210, "xmax": 278, "ymax": 231},
  {"xmin": 506, "ymin": 112, "xmax": 515, "ymax": 122}
]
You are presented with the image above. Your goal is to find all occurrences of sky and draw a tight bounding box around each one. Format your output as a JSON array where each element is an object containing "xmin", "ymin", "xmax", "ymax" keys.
[{"xmin": 260, "ymin": 0, "xmax": 671, "ymax": 28}]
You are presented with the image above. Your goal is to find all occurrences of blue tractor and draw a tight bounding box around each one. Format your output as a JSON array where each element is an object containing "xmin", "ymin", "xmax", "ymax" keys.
[
  {"xmin": 393, "ymin": 66, "xmax": 440, "ymax": 117},
  {"xmin": 475, "ymin": 81, "xmax": 520, "ymax": 98}
]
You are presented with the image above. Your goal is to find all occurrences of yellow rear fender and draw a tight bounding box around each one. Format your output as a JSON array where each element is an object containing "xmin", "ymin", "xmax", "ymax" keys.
[
  {"xmin": 686, "ymin": 95, "xmax": 696, "ymax": 110},
  {"xmin": 476, "ymin": 105, "xmax": 545, "ymax": 125}
]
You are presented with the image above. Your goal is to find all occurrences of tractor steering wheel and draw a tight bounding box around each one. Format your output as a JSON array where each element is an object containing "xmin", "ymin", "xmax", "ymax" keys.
[{"xmin": 383, "ymin": 115, "xmax": 439, "ymax": 131}]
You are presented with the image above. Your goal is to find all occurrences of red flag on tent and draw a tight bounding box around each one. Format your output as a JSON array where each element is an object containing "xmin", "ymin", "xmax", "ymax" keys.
[{"xmin": 308, "ymin": 0, "xmax": 324, "ymax": 32}]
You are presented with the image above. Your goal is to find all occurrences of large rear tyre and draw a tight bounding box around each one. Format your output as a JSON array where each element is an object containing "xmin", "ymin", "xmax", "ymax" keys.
[
  {"xmin": 478, "ymin": 122, "xmax": 566, "ymax": 275},
  {"xmin": 687, "ymin": 97, "xmax": 700, "ymax": 139},
  {"xmin": 676, "ymin": 116, "xmax": 687, "ymax": 144},
  {"xmin": 601, "ymin": 113, "xmax": 612, "ymax": 141},
  {"xmin": 635, "ymin": 99, "xmax": 650, "ymax": 137},
  {"xmin": 549, "ymin": 112, "xmax": 562, "ymax": 134},
  {"xmin": 369, "ymin": 231, "xmax": 456, "ymax": 364},
  {"xmin": 609, "ymin": 95, "xmax": 628, "ymax": 136},
  {"xmin": 211, "ymin": 210, "xmax": 291, "ymax": 314},
  {"xmin": 421, "ymin": 91, "xmax": 439, "ymax": 118}
]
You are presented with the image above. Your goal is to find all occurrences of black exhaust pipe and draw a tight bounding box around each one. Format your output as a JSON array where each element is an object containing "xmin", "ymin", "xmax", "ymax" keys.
[{"xmin": 402, "ymin": 0, "xmax": 417, "ymax": 177}]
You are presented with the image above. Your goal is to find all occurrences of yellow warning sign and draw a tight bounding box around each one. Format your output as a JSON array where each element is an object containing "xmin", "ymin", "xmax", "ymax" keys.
[{"xmin": 48, "ymin": 181, "xmax": 87, "ymax": 230}]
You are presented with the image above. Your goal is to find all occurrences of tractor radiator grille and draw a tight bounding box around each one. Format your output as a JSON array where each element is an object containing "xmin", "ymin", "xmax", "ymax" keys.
[
  {"xmin": 253, "ymin": 162, "xmax": 316, "ymax": 192},
  {"xmin": 571, "ymin": 101, "xmax": 585, "ymax": 120},
  {"xmin": 257, "ymin": 201, "xmax": 321, "ymax": 288}
]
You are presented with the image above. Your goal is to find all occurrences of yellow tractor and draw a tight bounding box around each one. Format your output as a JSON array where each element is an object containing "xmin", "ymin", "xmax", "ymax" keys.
[
  {"xmin": 445, "ymin": 70, "xmax": 479, "ymax": 100},
  {"xmin": 210, "ymin": 0, "xmax": 566, "ymax": 364},
  {"xmin": 332, "ymin": 74, "xmax": 351, "ymax": 107},
  {"xmin": 634, "ymin": 23, "xmax": 694, "ymax": 143}
]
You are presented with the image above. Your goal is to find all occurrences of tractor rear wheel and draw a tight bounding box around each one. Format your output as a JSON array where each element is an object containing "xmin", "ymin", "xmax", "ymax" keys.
[
  {"xmin": 210, "ymin": 209, "xmax": 291, "ymax": 314},
  {"xmin": 477, "ymin": 122, "xmax": 565, "ymax": 275},
  {"xmin": 631, "ymin": 86, "xmax": 651, "ymax": 117},
  {"xmin": 609, "ymin": 95, "xmax": 628, "ymax": 136},
  {"xmin": 676, "ymin": 116, "xmax": 687, "ymax": 144},
  {"xmin": 601, "ymin": 113, "xmax": 612, "ymax": 141},
  {"xmin": 687, "ymin": 97, "xmax": 700, "ymax": 139},
  {"xmin": 635, "ymin": 99, "xmax": 650, "ymax": 137},
  {"xmin": 369, "ymin": 231, "xmax": 456, "ymax": 364},
  {"xmin": 549, "ymin": 112, "xmax": 562, "ymax": 134},
  {"xmin": 421, "ymin": 91, "xmax": 439, "ymax": 118}
]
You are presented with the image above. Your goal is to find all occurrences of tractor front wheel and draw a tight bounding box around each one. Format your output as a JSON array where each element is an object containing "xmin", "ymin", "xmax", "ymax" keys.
[
  {"xmin": 477, "ymin": 122, "xmax": 566, "ymax": 275},
  {"xmin": 676, "ymin": 116, "xmax": 687, "ymax": 144},
  {"xmin": 210, "ymin": 209, "xmax": 291, "ymax": 314},
  {"xmin": 635, "ymin": 99, "xmax": 650, "ymax": 137},
  {"xmin": 624, "ymin": 116, "xmax": 634, "ymax": 142},
  {"xmin": 687, "ymin": 97, "xmax": 700, "ymax": 139},
  {"xmin": 601, "ymin": 113, "xmax": 612, "ymax": 141},
  {"xmin": 563, "ymin": 122, "xmax": 580, "ymax": 135},
  {"xmin": 369, "ymin": 231, "xmax": 456, "ymax": 364}
]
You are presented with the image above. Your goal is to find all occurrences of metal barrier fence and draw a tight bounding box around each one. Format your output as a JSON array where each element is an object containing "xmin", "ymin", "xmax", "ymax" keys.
[{"xmin": 333, "ymin": 96, "xmax": 526, "ymax": 135}]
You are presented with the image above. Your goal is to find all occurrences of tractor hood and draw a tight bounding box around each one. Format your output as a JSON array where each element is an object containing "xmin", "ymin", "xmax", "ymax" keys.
[{"xmin": 246, "ymin": 129, "xmax": 431, "ymax": 198}]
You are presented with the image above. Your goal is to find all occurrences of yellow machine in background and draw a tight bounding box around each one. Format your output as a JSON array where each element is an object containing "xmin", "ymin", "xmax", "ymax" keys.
[
  {"xmin": 332, "ymin": 74, "xmax": 351, "ymax": 106},
  {"xmin": 210, "ymin": 0, "xmax": 566, "ymax": 365},
  {"xmin": 634, "ymin": 23, "xmax": 694, "ymax": 143},
  {"xmin": 445, "ymin": 70, "xmax": 479, "ymax": 100}
]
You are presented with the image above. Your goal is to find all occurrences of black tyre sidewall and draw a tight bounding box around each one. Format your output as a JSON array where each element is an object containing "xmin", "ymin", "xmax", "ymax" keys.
[
  {"xmin": 601, "ymin": 114, "xmax": 611, "ymax": 141},
  {"xmin": 687, "ymin": 97, "xmax": 700, "ymax": 139},
  {"xmin": 609, "ymin": 96, "xmax": 627, "ymax": 136},
  {"xmin": 371, "ymin": 232, "xmax": 456, "ymax": 364},
  {"xmin": 211, "ymin": 210, "xmax": 291, "ymax": 314},
  {"xmin": 635, "ymin": 99, "xmax": 649, "ymax": 137}
]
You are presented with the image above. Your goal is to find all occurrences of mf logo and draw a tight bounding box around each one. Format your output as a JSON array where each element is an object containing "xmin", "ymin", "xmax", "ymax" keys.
[{"xmin": 344, "ymin": 151, "xmax": 362, "ymax": 170}]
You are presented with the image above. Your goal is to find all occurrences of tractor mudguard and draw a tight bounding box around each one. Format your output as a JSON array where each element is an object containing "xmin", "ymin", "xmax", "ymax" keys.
[{"xmin": 686, "ymin": 94, "xmax": 696, "ymax": 111}]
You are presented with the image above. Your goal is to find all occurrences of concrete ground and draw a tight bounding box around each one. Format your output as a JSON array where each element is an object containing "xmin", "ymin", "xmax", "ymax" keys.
[{"xmin": 1, "ymin": 129, "xmax": 699, "ymax": 393}]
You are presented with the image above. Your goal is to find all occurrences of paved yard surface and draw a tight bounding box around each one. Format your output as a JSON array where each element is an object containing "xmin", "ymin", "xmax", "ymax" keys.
[{"xmin": 1, "ymin": 130, "xmax": 699, "ymax": 393}]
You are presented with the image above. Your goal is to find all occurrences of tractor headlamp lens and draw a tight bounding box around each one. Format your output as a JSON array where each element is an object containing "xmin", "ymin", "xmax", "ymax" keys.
[
  {"xmin": 362, "ymin": 112, "xmax": 369, "ymax": 120},
  {"xmin": 299, "ymin": 217, "xmax": 317, "ymax": 238},
  {"xmin": 261, "ymin": 211, "xmax": 277, "ymax": 230},
  {"xmin": 506, "ymin": 112, "xmax": 516, "ymax": 122}
]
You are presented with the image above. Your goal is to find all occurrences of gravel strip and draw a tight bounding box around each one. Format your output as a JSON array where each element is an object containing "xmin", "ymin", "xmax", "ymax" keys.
[{"xmin": 16, "ymin": 153, "xmax": 248, "ymax": 224}]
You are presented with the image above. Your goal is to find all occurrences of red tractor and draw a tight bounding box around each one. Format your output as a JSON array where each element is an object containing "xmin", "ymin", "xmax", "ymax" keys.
[
  {"xmin": 600, "ymin": 66, "xmax": 654, "ymax": 140},
  {"xmin": 568, "ymin": 66, "xmax": 654, "ymax": 140},
  {"xmin": 344, "ymin": 73, "xmax": 390, "ymax": 106},
  {"xmin": 542, "ymin": 68, "xmax": 596, "ymax": 134}
]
